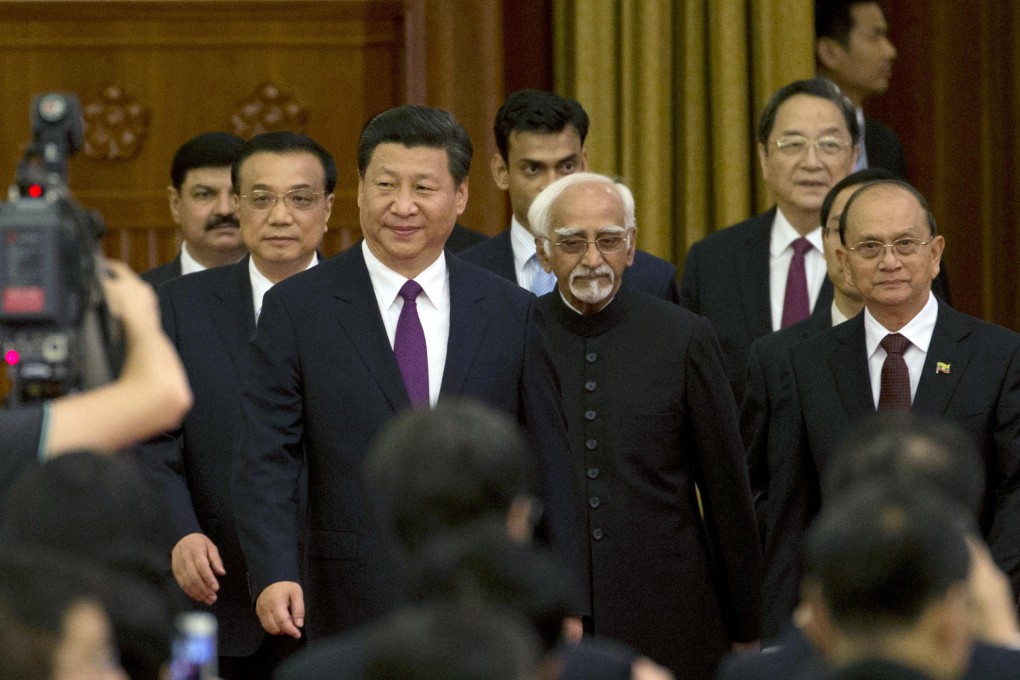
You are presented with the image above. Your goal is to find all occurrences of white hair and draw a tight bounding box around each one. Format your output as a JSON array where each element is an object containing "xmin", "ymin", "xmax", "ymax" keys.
[{"xmin": 527, "ymin": 172, "xmax": 636, "ymax": 255}]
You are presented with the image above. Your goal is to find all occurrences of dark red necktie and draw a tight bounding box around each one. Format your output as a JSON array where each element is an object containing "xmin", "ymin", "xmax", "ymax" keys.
[
  {"xmin": 395, "ymin": 280, "xmax": 429, "ymax": 407},
  {"xmin": 878, "ymin": 333, "xmax": 912, "ymax": 411},
  {"xmin": 781, "ymin": 238, "xmax": 812, "ymax": 328}
]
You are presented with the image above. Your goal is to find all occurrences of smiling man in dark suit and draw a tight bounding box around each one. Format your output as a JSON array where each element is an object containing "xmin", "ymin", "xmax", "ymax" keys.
[
  {"xmin": 761, "ymin": 179, "xmax": 1020, "ymax": 620},
  {"xmin": 680, "ymin": 78, "xmax": 859, "ymax": 402},
  {"xmin": 232, "ymin": 105, "xmax": 579, "ymax": 644},
  {"xmin": 133, "ymin": 131, "xmax": 333, "ymax": 678},
  {"xmin": 460, "ymin": 89, "xmax": 679, "ymax": 302}
]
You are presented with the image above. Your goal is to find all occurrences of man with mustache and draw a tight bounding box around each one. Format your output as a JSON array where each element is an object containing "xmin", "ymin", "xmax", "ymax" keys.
[
  {"xmin": 134, "ymin": 132, "xmax": 332, "ymax": 678},
  {"xmin": 531, "ymin": 172, "xmax": 762, "ymax": 679},
  {"xmin": 142, "ymin": 132, "xmax": 246, "ymax": 288}
]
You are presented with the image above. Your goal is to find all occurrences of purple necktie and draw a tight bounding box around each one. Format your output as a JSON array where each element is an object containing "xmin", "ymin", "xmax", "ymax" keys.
[
  {"xmin": 878, "ymin": 333, "xmax": 912, "ymax": 411},
  {"xmin": 781, "ymin": 237, "xmax": 813, "ymax": 329},
  {"xmin": 395, "ymin": 280, "xmax": 429, "ymax": 407}
]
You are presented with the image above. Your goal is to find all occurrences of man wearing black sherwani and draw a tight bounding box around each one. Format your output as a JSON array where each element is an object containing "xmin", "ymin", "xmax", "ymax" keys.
[{"xmin": 530, "ymin": 172, "xmax": 762, "ymax": 679}]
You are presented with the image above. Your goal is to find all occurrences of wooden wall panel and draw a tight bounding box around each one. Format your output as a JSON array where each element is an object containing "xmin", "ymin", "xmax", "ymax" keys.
[{"xmin": 0, "ymin": 1, "xmax": 408, "ymax": 272}]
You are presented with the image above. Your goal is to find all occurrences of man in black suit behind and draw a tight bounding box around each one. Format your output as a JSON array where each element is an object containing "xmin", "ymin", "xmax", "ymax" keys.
[
  {"xmin": 232, "ymin": 105, "xmax": 579, "ymax": 643},
  {"xmin": 141, "ymin": 132, "xmax": 246, "ymax": 288},
  {"xmin": 681, "ymin": 78, "xmax": 858, "ymax": 401},
  {"xmin": 134, "ymin": 131, "xmax": 333, "ymax": 678},
  {"xmin": 460, "ymin": 89, "xmax": 679, "ymax": 303},
  {"xmin": 759, "ymin": 179, "xmax": 1020, "ymax": 616},
  {"xmin": 815, "ymin": 0, "xmax": 907, "ymax": 178}
]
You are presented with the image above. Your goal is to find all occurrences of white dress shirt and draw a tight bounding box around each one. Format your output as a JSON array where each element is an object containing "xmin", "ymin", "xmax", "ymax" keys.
[
  {"xmin": 362, "ymin": 241, "xmax": 449, "ymax": 407},
  {"xmin": 510, "ymin": 217, "xmax": 542, "ymax": 290},
  {"xmin": 864, "ymin": 292, "xmax": 939, "ymax": 408},
  {"xmin": 179, "ymin": 241, "xmax": 209, "ymax": 276},
  {"xmin": 250, "ymin": 254, "xmax": 319, "ymax": 323},
  {"xmin": 768, "ymin": 209, "xmax": 827, "ymax": 331}
]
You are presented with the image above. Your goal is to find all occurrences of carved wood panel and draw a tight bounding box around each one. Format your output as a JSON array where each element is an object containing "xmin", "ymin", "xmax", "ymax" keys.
[{"xmin": 0, "ymin": 1, "xmax": 409, "ymax": 272}]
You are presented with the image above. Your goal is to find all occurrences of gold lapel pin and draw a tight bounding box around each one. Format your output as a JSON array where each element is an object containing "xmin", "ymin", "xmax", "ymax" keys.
[{"xmin": 936, "ymin": 362, "xmax": 951, "ymax": 374}]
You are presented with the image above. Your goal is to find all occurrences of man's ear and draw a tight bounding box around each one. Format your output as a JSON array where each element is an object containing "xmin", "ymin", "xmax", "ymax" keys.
[
  {"xmin": 167, "ymin": 186, "xmax": 181, "ymax": 225},
  {"xmin": 816, "ymin": 37, "xmax": 845, "ymax": 72},
  {"xmin": 491, "ymin": 153, "xmax": 510, "ymax": 191},
  {"xmin": 535, "ymin": 236, "xmax": 554, "ymax": 273}
]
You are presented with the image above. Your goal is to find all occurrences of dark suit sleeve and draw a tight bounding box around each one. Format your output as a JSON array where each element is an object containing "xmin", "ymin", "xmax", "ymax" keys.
[
  {"xmin": 741, "ymin": 340, "xmax": 771, "ymax": 544},
  {"xmin": 0, "ymin": 407, "xmax": 45, "ymax": 500},
  {"xmin": 132, "ymin": 288, "xmax": 202, "ymax": 544},
  {"xmin": 685, "ymin": 315, "xmax": 762, "ymax": 642},
  {"xmin": 985, "ymin": 341, "xmax": 1020, "ymax": 593},
  {"xmin": 233, "ymin": 288, "xmax": 306, "ymax": 597},
  {"xmin": 519, "ymin": 299, "xmax": 583, "ymax": 580},
  {"xmin": 679, "ymin": 243, "xmax": 701, "ymax": 313}
]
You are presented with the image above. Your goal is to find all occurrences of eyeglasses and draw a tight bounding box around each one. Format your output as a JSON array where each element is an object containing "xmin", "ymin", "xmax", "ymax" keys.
[
  {"xmin": 847, "ymin": 237, "xmax": 932, "ymax": 259},
  {"xmin": 239, "ymin": 189, "xmax": 325, "ymax": 211},
  {"xmin": 773, "ymin": 135, "xmax": 850, "ymax": 158},
  {"xmin": 550, "ymin": 232, "xmax": 631, "ymax": 256}
]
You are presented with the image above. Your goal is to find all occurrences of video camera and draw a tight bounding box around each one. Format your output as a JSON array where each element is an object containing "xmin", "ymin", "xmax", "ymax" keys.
[{"xmin": 0, "ymin": 93, "xmax": 122, "ymax": 405}]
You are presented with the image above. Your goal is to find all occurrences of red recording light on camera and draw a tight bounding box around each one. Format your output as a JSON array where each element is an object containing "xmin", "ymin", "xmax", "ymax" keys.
[
  {"xmin": 4, "ymin": 350, "xmax": 19, "ymax": 366},
  {"xmin": 26, "ymin": 184, "xmax": 43, "ymax": 198}
]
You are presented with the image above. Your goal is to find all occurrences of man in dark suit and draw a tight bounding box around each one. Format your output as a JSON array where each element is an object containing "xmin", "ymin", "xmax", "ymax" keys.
[
  {"xmin": 761, "ymin": 179, "xmax": 1020, "ymax": 617},
  {"xmin": 460, "ymin": 89, "xmax": 679, "ymax": 303},
  {"xmin": 743, "ymin": 167, "xmax": 894, "ymax": 638},
  {"xmin": 815, "ymin": 1, "xmax": 908, "ymax": 178},
  {"xmin": 134, "ymin": 132, "xmax": 333, "ymax": 678},
  {"xmin": 681, "ymin": 78, "xmax": 858, "ymax": 401},
  {"xmin": 141, "ymin": 132, "xmax": 246, "ymax": 288},
  {"xmin": 530, "ymin": 172, "xmax": 762, "ymax": 678},
  {"xmin": 232, "ymin": 105, "xmax": 579, "ymax": 643}
]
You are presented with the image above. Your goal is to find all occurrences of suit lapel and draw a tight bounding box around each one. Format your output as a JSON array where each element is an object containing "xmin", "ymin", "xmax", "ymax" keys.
[
  {"xmin": 912, "ymin": 302, "xmax": 971, "ymax": 416},
  {"xmin": 738, "ymin": 210, "xmax": 774, "ymax": 338},
  {"xmin": 440, "ymin": 256, "xmax": 489, "ymax": 395},
  {"xmin": 827, "ymin": 315, "xmax": 874, "ymax": 420},
  {"xmin": 331, "ymin": 246, "xmax": 410, "ymax": 411},
  {"xmin": 212, "ymin": 257, "xmax": 257, "ymax": 375}
]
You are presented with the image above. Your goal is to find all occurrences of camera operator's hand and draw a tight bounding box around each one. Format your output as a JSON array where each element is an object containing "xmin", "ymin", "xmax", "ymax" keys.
[
  {"xmin": 172, "ymin": 532, "xmax": 226, "ymax": 605},
  {"xmin": 45, "ymin": 259, "xmax": 192, "ymax": 454}
]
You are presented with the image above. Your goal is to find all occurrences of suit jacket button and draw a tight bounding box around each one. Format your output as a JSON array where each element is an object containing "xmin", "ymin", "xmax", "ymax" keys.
[
  {"xmin": 586, "ymin": 439, "xmax": 597, "ymax": 450},
  {"xmin": 587, "ymin": 467, "xmax": 599, "ymax": 479},
  {"xmin": 586, "ymin": 352, "xmax": 597, "ymax": 363},
  {"xmin": 592, "ymin": 528, "xmax": 604, "ymax": 540},
  {"xmin": 589, "ymin": 497, "xmax": 601, "ymax": 509},
  {"xmin": 584, "ymin": 410, "xmax": 597, "ymax": 421},
  {"xmin": 585, "ymin": 381, "xmax": 597, "ymax": 392}
]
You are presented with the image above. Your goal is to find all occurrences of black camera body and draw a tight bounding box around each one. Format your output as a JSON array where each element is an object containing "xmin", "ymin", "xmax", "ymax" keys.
[{"xmin": 0, "ymin": 93, "xmax": 120, "ymax": 405}]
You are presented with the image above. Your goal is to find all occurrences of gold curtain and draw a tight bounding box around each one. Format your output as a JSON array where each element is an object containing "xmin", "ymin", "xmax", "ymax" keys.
[{"xmin": 553, "ymin": 0, "xmax": 814, "ymax": 269}]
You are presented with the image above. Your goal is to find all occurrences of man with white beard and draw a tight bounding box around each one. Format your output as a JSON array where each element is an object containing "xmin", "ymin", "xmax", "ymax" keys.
[{"xmin": 530, "ymin": 172, "xmax": 763, "ymax": 679}]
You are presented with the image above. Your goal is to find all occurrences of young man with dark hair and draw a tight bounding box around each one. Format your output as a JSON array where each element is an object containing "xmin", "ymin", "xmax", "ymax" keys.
[{"xmin": 815, "ymin": 0, "xmax": 906, "ymax": 177}]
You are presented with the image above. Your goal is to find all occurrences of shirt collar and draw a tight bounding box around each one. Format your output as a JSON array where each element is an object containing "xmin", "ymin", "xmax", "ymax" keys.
[
  {"xmin": 510, "ymin": 216, "xmax": 538, "ymax": 269},
  {"xmin": 770, "ymin": 207, "xmax": 823, "ymax": 257},
  {"xmin": 250, "ymin": 253, "xmax": 319, "ymax": 320},
  {"xmin": 179, "ymin": 241, "xmax": 208, "ymax": 276},
  {"xmin": 362, "ymin": 240, "xmax": 447, "ymax": 311},
  {"xmin": 831, "ymin": 300, "xmax": 851, "ymax": 326},
  {"xmin": 864, "ymin": 291, "xmax": 939, "ymax": 358}
]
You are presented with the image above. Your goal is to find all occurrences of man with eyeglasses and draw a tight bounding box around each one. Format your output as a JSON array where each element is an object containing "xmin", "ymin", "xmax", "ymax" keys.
[
  {"xmin": 772, "ymin": 178, "xmax": 1020, "ymax": 616},
  {"xmin": 742, "ymin": 166, "xmax": 894, "ymax": 639},
  {"xmin": 680, "ymin": 78, "xmax": 859, "ymax": 403},
  {"xmin": 231, "ymin": 105, "xmax": 579, "ymax": 646},
  {"xmin": 142, "ymin": 132, "xmax": 246, "ymax": 289},
  {"xmin": 531, "ymin": 172, "xmax": 762, "ymax": 679},
  {"xmin": 134, "ymin": 131, "xmax": 333, "ymax": 678}
]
